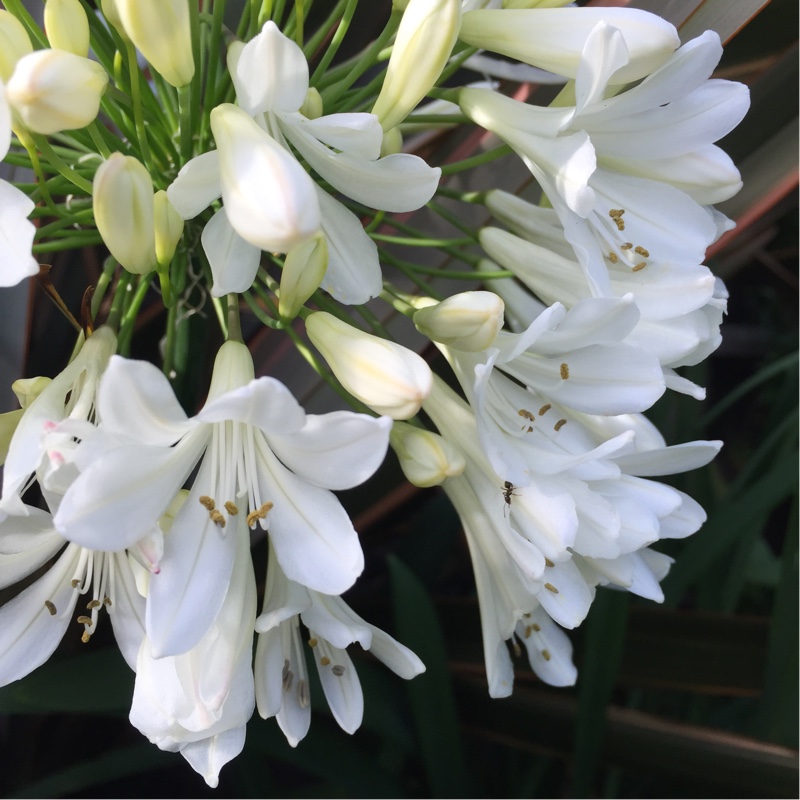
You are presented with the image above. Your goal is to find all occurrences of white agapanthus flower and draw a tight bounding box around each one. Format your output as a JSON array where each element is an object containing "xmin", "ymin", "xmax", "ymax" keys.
[
  {"xmin": 0, "ymin": 498, "xmax": 146, "ymax": 686},
  {"xmin": 481, "ymin": 192, "xmax": 729, "ymax": 398},
  {"xmin": 254, "ymin": 543, "xmax": 425, "ymax": 746},
  {"xmin": 424, "ymin": 376, "xmax": 720, "ymax": 695},
  {"xmin": 168, "ymin": 21, "xmax": 440, "ymax": 301},
  {"xmin": 460, "ymin": 26, "xmax": 747, "ymax": 299},
  {"xmin": 433, "ymin": 293, "xmax": 665, "ymax": 486},
  {"xmin": 130, "ymin": 492, "xmax": 256, "ymax": 789},
  {"xmin": 54, "ymin": 339, "xmax": 392, "ymax": 657}
]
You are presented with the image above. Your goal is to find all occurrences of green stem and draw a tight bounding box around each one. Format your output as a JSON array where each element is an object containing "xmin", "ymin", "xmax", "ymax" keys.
[
  {"xmin": 91, "ymin": 257, "xmax": 119, "ymax": 320},
  {"xmin": 31, "ymin": 135, "xmax": 95, "ymax": 194},
  {"xmin": 16, "ymin": 130, "xmax": 58, "ymax": 213},
  {"xmin": 117, "ymin": 275, "xmax": 154, "ymax": 355},
  {"xmin": 227, "ymin": 293, "xmax": 243, "ymax": 342},
  {"xmin": 125, "ymin": 40, "xmax": 153, "ymax": 168},
  {"xmin": 306, "ymin": 0, "xmax": 353, "ymax": 77},
  {"xmin": 179, "ymin": 85, "xmax": 193, "ymax": 163},
  {"xmin": 86, "ymin": 122, "xmax": 112, "ymax": 159},
  {"xmin": 105, "ymin": 271, "xmax": 132, "ymax": 331},
  {"xmin": 440, "ymin": 144, "xmax": 512, "ymax": 175}
]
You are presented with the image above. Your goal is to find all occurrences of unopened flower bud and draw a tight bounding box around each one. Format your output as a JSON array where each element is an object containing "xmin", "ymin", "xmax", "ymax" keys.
[
  {"xmin": 278, "ymin": 233, "xmax": 328, "ymax": 320},
  {"xmin": 93, "ymin": 153, "xmax": 157, "ymax": 274},
  {"xmin": 210, "ymin": 103, "xmax": 320, "ymax": 254},
  {"xmin": 45, "ymin": 0, "xmax": 90, "ymax": 57},
  {"xmin": 414, "ymin": 291, "xmax": 504, "ymax": 352},
  {"xmin": 305, "ymin": 311, "xmax": 432, "ymax": 419},
  {"xmin": 0, "ymin": 376, "xmax": 51, "ymax": 465},
  {"xmin": 153, "ymin": 190, "xmax": 184, "ymax": 266},
  {"xmin": 390, "ymin": 422, "xmax": 465, "ymax": 487},
  {"xmin": 114, "ymin": 0, "xmax": 194, "ymax": 87},
  {"xmin": 0, "ymin": 10, "xmax": 32, "ymax": 82},
  {"xmin": 299, "ymin": 87, "xmax": 323, "ymax": 119},
  {"xmin": 99, "ymin": 0, "xmax": 127, "ymax": 38},
  {"xmin": 7, "ymin": 49, "xmax": 107, "ymax": 134},
  {"xmin": 372, "ymin": 0, "xmax": 462, "ymax": 131}
]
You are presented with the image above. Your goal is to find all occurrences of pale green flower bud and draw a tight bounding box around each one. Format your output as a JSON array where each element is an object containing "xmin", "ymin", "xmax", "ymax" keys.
[
  {"xmin": 100, "ymin": 0, "xmax": 127, "ymax": 38},
  {"xmin": 299, "ymin": 86, "xmax": 323, "ymax": 120},
  {"xmin": 372, "ymin": 0, "xmax": 462, "ymax": 131},
  {"xmin": 278, "ymin": 233, "xmax": 328, "ymax": 320},
  {"xmin": 390, "ymin": 422, "xmax": 465, "ymax": 487},
  {"xmin": 93, "ymin": 153, "xmax": 157, "ymax": 275},
  {"xmin": 380, "ymin": 126, "xmax": 404, "ymax": 156},
  {"xmin": 45, "ymin": 0, "xmax": 91, "ymax": 57},
  {"xmin": 114, "ymin": 0, "xmax": 195, "ymax": 87},
  {"xmin": 413, "ymin": 291, "xmax": 504, "ymax": 352},
  {"xmin": 12, "ymin": 376, "xmax": 53, "ymax": 409},
  {"xmin": 153, "ymin": 190, "xmax": 184, "ymax": 266},
  {"xmin": 0, "ymin": 376, "xmax": 51, "ymax": 465},
  {"xmin": 0, "ymin": 10, "xmax": 32, "ymax": 82},
  {"xmin": 6, "ymin": 49, "xmax": 107, "ymax": 134},
  {"xmin": 305, "ymin": 311, "xmax": 432, "ymax": 420}
]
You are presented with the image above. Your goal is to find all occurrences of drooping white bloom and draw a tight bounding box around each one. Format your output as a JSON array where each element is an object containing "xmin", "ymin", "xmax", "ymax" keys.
[
  {"xmin": 55, "ymin": 339, "xmax": 392, "ymax": 657},
  {"xmin": 130, "ymin": 494, "xmax": 256, "ymax": 789},
  {"xmin": 168, "ymin": 22, "xmax": 440, "ymax": 303},
  {"xmin": 413, "ymin": 291, "xmax": 505, "ymax": 352},
  {"xmin": 254, "ymin": 544, "xmax": 425, "ymax": 746}
]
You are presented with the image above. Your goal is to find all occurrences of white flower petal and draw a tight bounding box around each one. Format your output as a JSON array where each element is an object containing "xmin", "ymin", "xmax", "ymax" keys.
[
  {"xmin": 166, "ymin": 150, "xmax": 221, "ymax": 219},
  {"xmin": 0, "ymin": 544, "xmax": 80, "ymax": 685},
  {"xmin": 314, "ymin": 638, "xmax": 363, "ymax": 734},
  {"xmin": 181, "ymin": 726, "xmax": 247, "ymax": 789},
  {"xmin": 201, "ymin": 208, "xmax": 263, "ymax": 296},
  {"xmin": 368, "ymin": 626, "xmax": 426, "ymax": 679},
  {"xmin": 108, "ymin": 552, "xmax": 147, "ymax": 670},
  {"xmin": 268, "ymin": 411, "xmax": 391, "ymax": 490},
  {"xmin": 284, "ymin": 122, "xmax": 440, "ymax": 212},
  {"xmin": 614, "ymin": 440, "xmax": 722, "ymax": 476},
  {"xmin": 317, "ymin": 188, "xmax": 383, "ymax": 305},
  {"xmin": 235, "ymin": 21, "xmax": 308, "ymax": 115},
  {"xmin": 0, "ymin": 180, "xmax": 37, "ymax": 287},
  {"xmin": 290, "ymin": 112, "xmax": 383, "ymax": 160},
  {"xmin": 517, "ymin": 607, "xmax": 576, "ymax": 687},
  {"xmin": 536, "ymin": 558, "xmax": 594, "ymax": 629}
]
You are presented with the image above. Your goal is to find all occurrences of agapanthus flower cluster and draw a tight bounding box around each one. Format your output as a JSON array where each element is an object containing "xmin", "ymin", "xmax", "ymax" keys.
[{"xmin": 0, "ymin": 0, "xmax": 747, "ymax": 788}]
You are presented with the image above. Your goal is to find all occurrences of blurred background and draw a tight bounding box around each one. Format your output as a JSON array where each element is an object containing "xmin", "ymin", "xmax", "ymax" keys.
[{"xmin": 0, "ymin": 0, "xmax": 797, "ymax": 797}]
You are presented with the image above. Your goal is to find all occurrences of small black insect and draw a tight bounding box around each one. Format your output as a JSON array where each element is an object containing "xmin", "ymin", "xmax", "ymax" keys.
[{"xmin": 502, "ymin": 480, "xmax": 517, "ymax": 514}]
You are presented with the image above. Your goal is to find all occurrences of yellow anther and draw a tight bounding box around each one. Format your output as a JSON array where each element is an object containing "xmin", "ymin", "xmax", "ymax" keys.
[
  {"xmin": 542, "ymin": 649, "xmax": 552, "ymax": 662},
  {"xmin": 247, "ymin": 501, "xmax": 274, "ymax": 527},
  {"xmin": 198, "ymin": 495, "xmax": 215, "ymax": 511},
  {"xmin": 81, "ymin": 631, "xmax": 92, "ymax": 643},
  {"xmin": 518, "ymin": 408, "xmax": 535, "ymax": 420},
  {"xmin": 616, "ymin": 220, "xmax": 626, "ymax": 231},
  {"xmin": 512, "ymin": 638, "xmax": 522, "ymax": 658},
  {"xmin": 620, "ymin": 242, "xmax": 633, "ymax": 251},
  {"xmin": 608, "ymin": 252, "xmax": 619, "ymax": 264},
  {"xmin": 320, "ymin": 656, "xmax": 331, "ymax": 667},
  {"xmin": 210, "ymin": 509, "xmax": 226, "ymax": 528},
  {"xmin": 634, "ymin": 245, "xmax": 649, "ymax": 257},
  {"xmin": 527, "ymin": 426, "xmax": 533, "ymax": 433},
  {"xmin": 308, "ymin": 638, "xmax": 318, "ymax": 648},
  {"xmin": 544, "ymin": 582, "xmax": 559, "ymax": 594},
  {"xmin": 554, "ymin": 419, "xmax": 567, "ymax": 432},
  {"xmin": 532, "ymin": 623, "xmax": 541, "ymax": 632},
  {"xmin": 44, "ymin": 600, "xmax": 57, "ymax": 616},
  {"xmin": 71, "ymin": 579, "xmax": 80, "ymax": 588},
  {"xmin": 524, "ymin": 625, "xmax": 532, "ymax": 639},
  {"xmin": 282, "ymin": 668, "xmax": 294, "ymax": 693},
  {"xmin": 560, "ymin": 363, "xmax": 569, "ymax": 380},
  {"xmin": 224, "ymin": 501, "xmax": 239, "ymax": 515},
  {"xmin": 632, "ymin": 262, "xmax": 646, "ymax": 272},
  {"xmin": 86, "ymin": 599, "xmax": 102, "ymax": 610},
  {"xmin": 608, "ymin": 209, "xmax": 625, "ymax": 218},
  {"xmin": 76, "ymin": 615, "xmax": 93, "ymax": 626},
  {"xmin": 538, "ymin": 404, "xmax": 551, "ymax": 416},
  {"xmin": 103, "ymin": 596, "xmax": 112, "ymax": 606},
  {"xmin": 544, "ymin": 558, "xmax": 554, "ymax": 568},
  {"xmin": 332, "ymin": 665, "xmax": 346, "ymax": 677}
]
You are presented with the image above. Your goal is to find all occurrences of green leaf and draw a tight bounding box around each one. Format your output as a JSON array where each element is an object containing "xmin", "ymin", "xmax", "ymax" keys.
[{"xmin": 388, "ymin": 555, "xmax": 473, "ymax": 798}]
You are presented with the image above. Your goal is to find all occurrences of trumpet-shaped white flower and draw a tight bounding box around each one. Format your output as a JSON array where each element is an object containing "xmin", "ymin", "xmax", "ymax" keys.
[
  {"xmin": 55, "ymin": 339, "xmax": 392, "ymax": 657},
  {"xmin": 0, "ymin": 499, "xmax": 147, "ymax": 687},
  {"xmin": 168, "ymin": 22, "xmax": 440, "ymax": 302},
  {"xmin": 254, "ymin": 544, "xmax": 425, "ymax": 746},
  {"xmin": 130, "ymin": 495, "xmax": 256, "ymax": 789},
  {"xmin": 436, "ymin": 294, "xmax": 665, "ymax": 485},
  {"xmin": 482, "ymin": 191, "xmax": 728, "ymax": 396}
]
